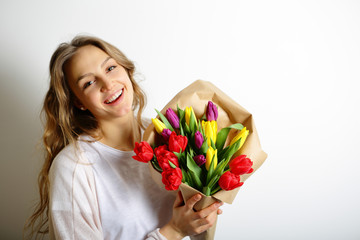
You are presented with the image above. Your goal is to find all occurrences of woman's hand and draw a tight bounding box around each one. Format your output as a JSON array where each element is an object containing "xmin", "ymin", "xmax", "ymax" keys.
[{"xmin": 160, "ymin": 191, "xmax": 223, "ymax": 239}]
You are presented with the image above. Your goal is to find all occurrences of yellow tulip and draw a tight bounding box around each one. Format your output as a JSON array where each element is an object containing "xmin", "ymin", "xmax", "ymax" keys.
[
  {"xmin": 205, "ymin": 147, "xmax": 218, "ymax": 171},
  {"xmin": 152, "ymin": 118, "xmax": 166, "ymax": 134},
  {"xmin": 229, "ymin": 127, "xmax": 249, "ymax": 150},
  {"xmin": 185, "ymin": 106, "xmax": 197, "ymax": 126},
  {"xmin": 202, "ymin": 120, "xmax": 217, "ymax": 147}
]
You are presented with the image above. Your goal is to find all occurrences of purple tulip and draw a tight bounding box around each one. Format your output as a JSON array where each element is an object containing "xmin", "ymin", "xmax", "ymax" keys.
[
  {"xmin": 166, "ymin": 108, "xmax": 180, "ymax": 128},
  {"xmin": 194, "ymin": 131, "xmax": 204, "ymax": 149},
  {"xmin": 206, "ymin": 101, "xmax": 218, "ymax": 121},
  {"xmin": 193, "ymin": 155, "xmax": 206, "ymax": 167},
  {"xmin": 162, "ymin": 128, "xmax": 172, "ymax": 141}
]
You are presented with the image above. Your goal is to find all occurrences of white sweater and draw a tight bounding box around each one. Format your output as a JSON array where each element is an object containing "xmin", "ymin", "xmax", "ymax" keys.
[{"xmin": 48, "ymin": 135, "xmax": 176, "ymax": 240}]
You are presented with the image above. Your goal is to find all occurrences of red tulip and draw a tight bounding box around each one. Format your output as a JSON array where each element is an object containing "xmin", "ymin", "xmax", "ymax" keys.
[
  {"xmin": 154, "ymin": 145, "xmax": 179, "ymax": 171},
  {"xmin": 161, "ymin": 167, "xmax": 182, "ymax": 190},
  {"xmin": 168, "ymin": 131, "xmax": 188, "ymax": 153},
  {"xmin": 154, "ymin": 145, "xmax": 168, "ymax": 156},
  {"xmin": 229, "ymin": 155, "xmax": 254, "ymax": 175},
  {"xmin": 132, "ymin": 141, "xmax": 154, "ymax": 163},
  {"xmin": 218, "ymin": 171, "xmax": 244, "ymax": 191}
]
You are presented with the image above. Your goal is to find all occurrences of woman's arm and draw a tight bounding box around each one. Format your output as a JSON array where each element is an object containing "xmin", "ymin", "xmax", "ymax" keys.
[{"xmin": 48, "ymin": 148, "xmax": 103, "ymax": 239}]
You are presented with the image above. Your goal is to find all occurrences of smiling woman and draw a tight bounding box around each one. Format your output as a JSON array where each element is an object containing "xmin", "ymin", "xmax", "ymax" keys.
[
  {"xmin": 64, "ymin": 45, "xmax": 136, "ymax": 138},
  {"xmin": 24, "ymin": 35, "xmax": 222, "ymax": 240}
]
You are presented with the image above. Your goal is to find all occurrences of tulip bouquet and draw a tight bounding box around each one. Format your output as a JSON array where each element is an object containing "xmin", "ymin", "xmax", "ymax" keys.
[
  {"xmin": 133, "ymin": 101, "xmax": 254, "ymax": 196},
  {"xmin": 132, "ymin": 80, "xmax": 267, "ymax": 240}
]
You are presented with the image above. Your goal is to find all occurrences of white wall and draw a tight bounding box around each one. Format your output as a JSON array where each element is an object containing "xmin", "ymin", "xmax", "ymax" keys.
[{"xmin": 1, "ymin": 0, "xmax": 359, "ymax": 239}]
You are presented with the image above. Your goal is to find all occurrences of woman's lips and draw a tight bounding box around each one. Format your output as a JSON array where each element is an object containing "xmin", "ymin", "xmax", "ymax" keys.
[{"xmin": 104, "ymin": 89, "xmax": 124, "ymax": 105}]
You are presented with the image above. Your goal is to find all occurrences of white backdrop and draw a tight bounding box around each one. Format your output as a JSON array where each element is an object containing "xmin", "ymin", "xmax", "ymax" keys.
[{"xmin": 1, "ymin": 0, "xmax": 359, "ymax": 239}]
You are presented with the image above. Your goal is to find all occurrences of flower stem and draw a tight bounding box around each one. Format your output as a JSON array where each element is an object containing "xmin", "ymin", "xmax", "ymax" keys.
[{"xmin": 203, "ymin": 186, "xmax": 211, "ymax": 196}]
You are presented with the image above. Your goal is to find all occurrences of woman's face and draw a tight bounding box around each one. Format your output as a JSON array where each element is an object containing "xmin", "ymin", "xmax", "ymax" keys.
[{"xmin": 65, "ymin": 45, "xmax": 134, "ymax": 123}]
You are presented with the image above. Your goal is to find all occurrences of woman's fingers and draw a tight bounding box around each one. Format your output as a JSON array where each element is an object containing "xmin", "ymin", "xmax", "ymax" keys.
[
  {"xmin": 194, "ymin": 201, "xmax": 223, "ymax": 219},
  {"xmin": 182, "ymin": 193, "xmax": 223, "ymax": 219},
  {"xmin": 197, "ymin": 211, "xmax": 216, "ymax": 226},
  {"xmin": 173, "ymin": 191, "xmax": 184, "ymax": 208},
  {"xmin": 192, "ymin": 211, "xmax": 218, "ymax": 234},
  {"xmin": 184, "ymin": 193, "xmax": 202, "ymax": 210}
]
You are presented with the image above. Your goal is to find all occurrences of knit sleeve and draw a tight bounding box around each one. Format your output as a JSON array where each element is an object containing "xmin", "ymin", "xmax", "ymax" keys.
[{"xmin": 48, "ymin": 145, "xmax": 103, "ymax": 240}]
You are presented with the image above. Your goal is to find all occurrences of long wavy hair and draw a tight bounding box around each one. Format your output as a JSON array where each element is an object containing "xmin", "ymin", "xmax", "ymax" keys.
[{"xmin": 24, "ymin": 35, "xmax": 147, "ymax": 239}]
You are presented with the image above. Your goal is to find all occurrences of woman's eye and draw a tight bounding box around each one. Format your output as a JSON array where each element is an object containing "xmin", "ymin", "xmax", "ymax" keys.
[
  {"xmin": 83, "ymin": 80, "xmax": 95, "ymax": 89},
  {"xmin": 107, "ymin": 66, "xmax": 116, "ymax": 72}
]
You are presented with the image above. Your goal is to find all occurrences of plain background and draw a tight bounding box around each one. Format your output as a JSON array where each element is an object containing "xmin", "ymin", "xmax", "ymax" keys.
[{"xmin": 1, "ymin": 0, "xmax": 359, "ymax": 239}]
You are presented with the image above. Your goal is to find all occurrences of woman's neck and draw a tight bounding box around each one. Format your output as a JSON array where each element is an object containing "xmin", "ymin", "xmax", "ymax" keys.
[{"xmin": 98, "ymin": 113, "xmax": 141, "ymax": 151}]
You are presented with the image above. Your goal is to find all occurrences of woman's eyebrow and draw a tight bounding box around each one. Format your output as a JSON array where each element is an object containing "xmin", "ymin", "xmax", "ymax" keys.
[
  {"xmin": 77, "ymin": 56, "xmax": 112, "ymax": 83},
  {"xmin": 101, "ymin": 56, "xmax": 112, "ymax": 68}
]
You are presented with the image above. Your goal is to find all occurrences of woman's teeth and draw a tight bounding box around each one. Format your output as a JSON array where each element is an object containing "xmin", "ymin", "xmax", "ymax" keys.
[{"xmin": 105, "ymin": 89, "xmax": 123, "ymax": 104}]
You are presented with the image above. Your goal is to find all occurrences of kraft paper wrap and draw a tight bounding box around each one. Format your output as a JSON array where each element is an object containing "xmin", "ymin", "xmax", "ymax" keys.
[{"xmin": 144, "ymin": 80, "xmax": 267, "ymax": 239}]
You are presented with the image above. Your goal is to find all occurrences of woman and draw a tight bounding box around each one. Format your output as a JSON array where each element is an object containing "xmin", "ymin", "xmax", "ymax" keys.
[{"xmin": 25, "ymin": 35, "xmax": 222, "ymax": 239}]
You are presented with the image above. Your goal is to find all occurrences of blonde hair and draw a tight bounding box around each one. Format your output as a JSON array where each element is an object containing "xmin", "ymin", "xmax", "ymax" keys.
[{"xmin": 24, "ymin": 35, "xmax": 146, "ymax": 238}]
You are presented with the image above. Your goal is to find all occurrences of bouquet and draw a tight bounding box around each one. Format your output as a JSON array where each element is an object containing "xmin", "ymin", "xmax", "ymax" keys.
[
  {"xmin": 134, "ymin": 101, "xmax": 252, "ymax": 194},
  {"xmin": 133, "ymin": 80, "xmax": 267, "ymax": 239}
]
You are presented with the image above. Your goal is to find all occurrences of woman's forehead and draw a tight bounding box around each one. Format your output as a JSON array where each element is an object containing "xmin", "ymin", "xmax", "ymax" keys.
[{"xmin": 65, "ymin": 45, "xmax": 110, "ymax": 79}]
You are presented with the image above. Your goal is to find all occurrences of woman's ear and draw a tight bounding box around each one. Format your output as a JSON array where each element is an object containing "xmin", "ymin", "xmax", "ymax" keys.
[{"xmin": 74, "ymin": 98, "xmax": 87, "ymax": 111}]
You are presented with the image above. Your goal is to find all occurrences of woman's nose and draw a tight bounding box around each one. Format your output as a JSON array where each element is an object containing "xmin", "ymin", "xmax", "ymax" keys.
[{"xmin": 100, "ymin": 78, "xmax": 113, "ymax": 92}]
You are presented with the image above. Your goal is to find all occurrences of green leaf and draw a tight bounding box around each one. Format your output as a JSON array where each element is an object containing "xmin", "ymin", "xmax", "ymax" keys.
[
  {"xmin": 210, "ymin": 185, "xmax": 221, "ymax": 195},
  {"xmin": 224, "ymin": 138, "xmax": 241, "ymax": 161},
  {"xmin": 168, "ymin": 160, "xmax": 177, "ymax": 169},
  {"xmin": 173, "ymin": 151, "xmax": 181, "ymax": 159},
  {"xmin": 200, "ymin": 139, "xmax": 209, "ymax": 154},
  {"xmin": 206, "ymin": 154, "xmax": 216, "ymax": 184},
  {"xmin": 188, "ymin": 148, "xmax": 195, "ymax": 158},
  {"xmin": 189, "ymin": 111, "xmax": 197, "ymax": 132},
  {"xmin": 176, "ymin": 151, "xmax": 187, "ymax": 168},
  {"xmin": 210, "ymin": 138, "xmax": 216, "ymax": 150},
  {"xmin": 216, "ymin": 123, "xmax": 244, "ymax": 150},
  {"xmin": 184, "ymin": 170, "xmax": 194, "ymax": 186},
  {"xmin": 181, "ymin": 168, "xmax": 187, "ymax": 183},
  {"xmin": 186, "ymin": 154, "xmax": 202, "ymax": 176},
  {"xmin": 177, "ymin": 105, "xmax": 184, "ymax": 119},
  {"xmin": 189, "ymin": 171, "xmax": 203, "ymax": 190},
  {"xmin": 208, "ymin": 138, "xmax": 241, "ymax": 180},
  {"xmin": 200, "ymin": 114, "xmax": 207, "ymax": 121},
  {"xmin": 216, "ymin": 128, "xmax": 231, "ymax": 150},
  {"xmin": 199, "ymin": 120, "xmax": 204, "ymax": 135},
  {"xmin": 180, "ymin": 127, "xmax": 185, "ymax": 136},
  {"xmin": 177, "ymin": 106, "xmax": 186, "ymax": 136},
  {"xmin": 203, "ymin": 186, "xmax": 211, "ymax": 196},
  {"xmin": 209, "ymin": 158, "xmax": 228, "ymax": 181},
  {"xmin": 208, "ymin": 174, "xmax": 220, "ymax": 189},
  {"xmin": 151, "ymin": 159, "xmax": 162, "ymax": 172},
  {"xmin": 155, "ymin": 109, "xmax": 174, "ymax": 132},
  {"xmin": 217, "ymin": 146, "xmax": 229, "ymax": 161},
  {"xmin": 184, "ymin": 122, "xmax": 191, "ymax": 134},
  {"xmin": 228, "ymin": 123, "xmax": 244, "ymax": 131}
]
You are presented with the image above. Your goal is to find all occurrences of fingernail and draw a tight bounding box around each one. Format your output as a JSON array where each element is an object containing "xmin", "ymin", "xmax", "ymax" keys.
[{"xmin": 195, "ymin": 194, "xmax": 201, "ymax": 200}]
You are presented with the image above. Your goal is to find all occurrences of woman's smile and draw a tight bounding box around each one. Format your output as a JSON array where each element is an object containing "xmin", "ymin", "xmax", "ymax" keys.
[{"xmin": 104, "ymin": 88, "xmax": 124, "ymax": 105}]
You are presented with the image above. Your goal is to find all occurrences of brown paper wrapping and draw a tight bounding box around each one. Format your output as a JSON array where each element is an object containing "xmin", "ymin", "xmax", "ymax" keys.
[{"xmin": 144, "ymin": 80, "xmax": 267, "ymax": 239}]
